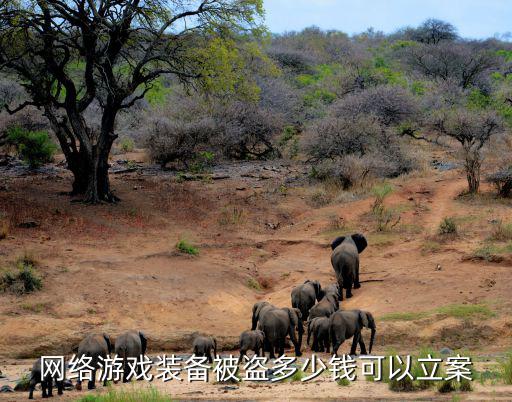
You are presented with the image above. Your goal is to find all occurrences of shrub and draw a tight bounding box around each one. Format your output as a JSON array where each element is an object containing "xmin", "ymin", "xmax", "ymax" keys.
[
  {"xmin": 490, "ymin": 220, "xmax": 512, "ymax": 241},
  {"xmin": 337, "ymin": 378, "xmax": 351, "ymax": 386},
  {"xmin": 486, "ymin": 168, "xmax": 512, "ymax": 197},
  {"xmin": 175, "ymin": 239, "xmax": 199, "ymax": 256},
  {"xmin": 1, "ymin": 258, "xmax": 42, "ymax": 295},
  {"xmin": 500, "ymin": 352, "xmax": 512, "ymax": 385},
  {"xmin": 119, "ymin": 137, "xmax": 135, "ymax": 153},
  {"xmin": 247, "ymin": 277, "xmax": 261, "ymax": 291},
  {"xmin": 371, "ymin": 183, "xmax": 400, "ymax": 231},
  {"xmin": 437, "ymin": 379, "xmax": 455, "ymax": 393},
  {"xmin": 438, "ymin": 217, "xmax": 457, "ymax": 235},
  {"xmin": 146, "ymin": 116, "xmax": 214, "ymax": 168},
  {"xmin": 6, "ymin": 127, "xmax": 57, "ymax": 168},
  {"xmin": 77, "ymin": 387, "xmax": 173, "ymax": 402}
]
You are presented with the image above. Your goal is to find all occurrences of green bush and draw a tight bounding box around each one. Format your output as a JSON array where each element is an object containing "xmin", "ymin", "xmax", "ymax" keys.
[
  {"xmin": 438, "ymin": 217, "xmax": 457, "ymax": 235},
  {"xmin": 437, "ymin": 379, "xmax": 455, "ymax": 393},
  {"xmin": 119, "ymin": 137, "xmax": 135, "ymax": 153},
  {"xmin": 1, "ymin": 259, "xmax": 42, "ymax": 295},
  {"xmin": 501, "ymin": 352, "xmax": 512, "ymax": 385},
  {"xmin": 7, "ymin": 127, "xmax": 57, "ymax": 168},
  {"xmin": 175, "ymin": 239, "xmax": 199, "ymax": 256},
  {"xmin": 77, "ymin": 387, "xmax": 173, "ymax": 402}
]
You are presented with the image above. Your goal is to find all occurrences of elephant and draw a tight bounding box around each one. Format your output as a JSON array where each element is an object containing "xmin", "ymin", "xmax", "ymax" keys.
[
  {"xmin": 239, "ymin": 330, "xmax": 265, "ymax": 360},
  {"xmin": 28, "ymin": 358, "xmax": 64, "ymax": 399},
  {"xmin": 251, "ymin": 301, "xmax": 275, "ymax": 330},
  {"xmin": 307, "ymin": 317, "xmax": 330, "ymax": 353},
  {"xmin": 331, "ymin": 233, "xmax": 368, "ymax": 299},
  {"xmin": 114, "ymin": 330, "xmax": 147, "ymax": 383},
  {"xmin": 75, "ymin": 333, "xmax": 112, "ymax": 391},
  {"xmin": 192, "ymin": 336, "xmax": 217, "ymax": 363},
  {"xmin": 308, "ymin": 284, "xmax": 340, "ymax": 321},
  {"xmin": 258, "ymin": 307, "xmax": 303, "ymax": 358},
  {"xmin": 329, "ymin": 309, "xmax": 376, "ymax": 356},
  {"xmin": 291, "ymin": 280, "xmax": 323, "ymax": 321}
]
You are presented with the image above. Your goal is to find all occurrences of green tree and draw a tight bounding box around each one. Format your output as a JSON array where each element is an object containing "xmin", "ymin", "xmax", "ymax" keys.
[{"xmin": 0, "ymin": 0, "xmax": 264, "ymax": 202}]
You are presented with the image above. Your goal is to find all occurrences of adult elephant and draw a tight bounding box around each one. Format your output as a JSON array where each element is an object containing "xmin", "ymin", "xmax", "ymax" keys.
[
  {"xmin": 308, "ymin": 284, "xmax": 340, "ymax": 321},
  {"xmin": 114, "ymin": 330, "xmax": 147, "ymax": 383},
  {"xmin": 75, "ymin": 333, "xmax": 112, "ymax": 390},
  {"xmin": 329, "ymin": 309, "xmax": 376, "ymax": 356},
  {"xmin": 259, "ymin": 307, "xmax": 303, "ymax": 358},
  {"xmin": 307, "ymin": 317, "xmax": 330, "ymax": 353},
  {"xmin": 331, "ymin": 234, "xmax": 367, "ymax": 299},
  {"xmin": 251, "ymin": 301, "xmax": 275, "ymax": 330},
  {"xmin": 291, "ymin": 280, "xmax": 323, "ymax": 321}
]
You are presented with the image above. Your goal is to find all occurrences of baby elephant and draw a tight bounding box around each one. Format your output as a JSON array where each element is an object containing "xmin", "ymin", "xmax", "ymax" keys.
[
  {"xmin": 239, "ymin": 330, "xmax": 265, "ymax": 360},
  {"xmin": 192, "ymin": 336, "xmax": 217, "ymax": 363},
  {"xmin": 75, "ymin": 333, "xmax": 112, "ymax": 391},
  {"xmin": 330, "ymin": 309, "xmax": 376, "ymax": 356},
  {"xmin": 28, "ymin": 358, "xmax": 64, "ymax": 399},
  {"xmin": 307, "ymin": 317, "xmax": 330, "ymax": 353},
  {"xmin": 114, "ymin": 330, "xmax": 147, "ymax": 383}
]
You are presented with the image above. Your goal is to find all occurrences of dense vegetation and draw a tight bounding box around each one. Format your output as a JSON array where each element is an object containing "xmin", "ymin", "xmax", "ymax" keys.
[{"xmin": 2, "ymin": 15, "xmax": 512, "ymax": 197}]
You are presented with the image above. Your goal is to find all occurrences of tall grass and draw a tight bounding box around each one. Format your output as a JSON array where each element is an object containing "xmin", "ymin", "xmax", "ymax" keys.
[
  {"xmin": 77, "ymin": 387, "xmax": 173, "ymax": 402},
  {"xmin": 501, "ymin": 352, "xmax": 512, "ymax": 385}
]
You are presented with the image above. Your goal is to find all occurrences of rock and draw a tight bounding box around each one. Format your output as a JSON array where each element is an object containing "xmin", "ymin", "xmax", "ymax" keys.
[
  {"xmin": 435, "ymin": 264, "xmax": 442, "ymax": 271},
  {"xmin": 220, "ymin": 385, "xmax": 238, "ymax": 391},
  {"xmin": 0, "ymin": 385, "xmax": 14, "ymax": 393},
  {"xmin": 440, "ymin": 347, "xmax": 453, "ymax": 355},
  {"xmin": 62, "ymin": 379, "xmax": 74, "ymax": 390},
  {"xmin": 18, "ymin": 221, "xmax": 39, "ymax": 229}
]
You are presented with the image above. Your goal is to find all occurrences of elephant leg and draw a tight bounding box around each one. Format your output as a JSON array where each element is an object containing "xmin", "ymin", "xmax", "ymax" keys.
[
  {"xmin": 354, "ymin": 263, "xmax": 361, "ymax": 289},
  {"xmin": 88, "ymin": 369, "xmax": 96, "ymax": 390},
  {"xmin": 42, "ymin": 380, "xmax": 48, "ymax": 398},
  {"xmin": 278, "ymin": 338, "xmax": 285, "ymax": 357},
  {"xmin": 240, "ymin": 350, "xmax": 246, "ymax": 361},
  {"xmin": 332, "ymin": 341, "xmax": 342, "ymax": 357},
  {"xmin": 359, "ymin": 335, "xmax": 368, "ymax": 355},
  {"xmin": 324, "ymin": 336, "xmax": 330, "ymax": 354},
  {"xmin": 345, "ymin": 277, "xmax": 353, "ymax": 299},
  {"xmin": 28, "ymin": 378, "xmax": 36, "ymax": 399},
  {"xmin": 75, "ymin": 379, "xmax": 82, "ymax": 391},
  {"xmin": 57, "ymin": 381, "xmax": 63, "ymax": 395},
  {"xmin": 350, "ymin": 333, "xmax": 360, "ymax": 356},
  {"xmin": 47, "ymin": 378, "xmax": 53, "ymax": 397},
  {"xmin": 269, "ymin": 341, "xmax": 276, "ymax": 359},
  {"xmin": 208, "ymin": 350, "xmax": 213, "ymax": 364},
  {"xmin": 263, "ymin": 337, "xmax": 271, "ymax": 358}
]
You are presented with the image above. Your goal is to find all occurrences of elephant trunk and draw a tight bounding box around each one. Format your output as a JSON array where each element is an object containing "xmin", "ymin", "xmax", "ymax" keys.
[{"xmin": 369, "ymin": 328, "xmax": 376, "ymax": 354}]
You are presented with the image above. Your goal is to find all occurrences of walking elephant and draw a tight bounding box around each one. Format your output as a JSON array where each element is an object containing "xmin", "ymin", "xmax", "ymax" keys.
[
  {"xmin": 192, "ymin": 336, "xmax": 217, "ymax": 363},
  {"xmin": 307, "ymin": 317, "xmax": 330, "ymax": 353},
  {"xmin": 75, "ymin": 333, "xmax": 112, "ymax": 390},
  {"xmin": 329, "ymin": 309, "xmax": 376, "ymax": 356},
  {"xmin": 258, "ymin": 307, "xmax": 303, "ymax": 358},
  {"xmin": 251, "ymin": 301, "xmax": 275, "ymax": 330},
  {"xmin": 239, "ymin": 330, "xmax": 265, "ymax": 359},
  {"xmin": 308, "ymin": 283, "xmax": 340, "ymax": 321},
  {"xmin": 28, "ymin": 358, "xmax": 64, "ymax": 399},
  {"xmin": 331, "ymin": 234, "xmax": 367, "ymax": 299},
  {"xmin": 291, "ymin": 280, "xmax": 323, "ymax": 321},
  {"xmin": 114, "ymin": 330, "xmax": 147, "ymax": 383}
]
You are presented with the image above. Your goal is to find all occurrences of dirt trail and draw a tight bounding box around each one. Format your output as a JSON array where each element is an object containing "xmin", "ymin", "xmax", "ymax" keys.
[{"xmin": 1, "ymin": 156, "xmax": 512, "ymax": 399}]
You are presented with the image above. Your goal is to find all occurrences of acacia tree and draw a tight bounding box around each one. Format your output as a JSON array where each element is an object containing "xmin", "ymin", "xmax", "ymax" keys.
[
  {"xmin": 405, "ymin": 108, "xmax": 502, "ymax": 194},
  {"xmin": 0, "ymin": 0, "xmax": 263, "ymax": 202}
]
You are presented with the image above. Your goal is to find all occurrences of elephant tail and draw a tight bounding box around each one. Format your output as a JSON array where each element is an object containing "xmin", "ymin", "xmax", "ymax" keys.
[{"xmin": 307, "ymin": 320, "xmax": 313, "ymax": 346}]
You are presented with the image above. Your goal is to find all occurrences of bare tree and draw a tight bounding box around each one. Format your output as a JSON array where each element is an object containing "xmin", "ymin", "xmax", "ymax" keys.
[
  {"xmin": 0, "ymin": 0, "xmax": 263, "ymax": 202},
  {"xmin": 407, "ymin": 42, "xmax": 499, "ymax": 89},
  {"xmin": 412, "ymin": 19, "xmax": 458, "ymax": 44},
  {"xmin": 405, "ymin": 109, "xmax": 503, "ymax": 194}
]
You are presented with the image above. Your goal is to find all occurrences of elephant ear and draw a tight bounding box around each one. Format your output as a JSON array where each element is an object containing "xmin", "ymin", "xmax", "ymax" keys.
[
  {"xmin": 139, "ymin": 331, "xmax": 148, "ymax": 355},
  {"xmin": 331, "ymin": 236, "xmax": 346, "ymax": 250},
  {"xmin": 351, "ymin": 233, "xmax": 368, "ymax": 254},
  {"xmin": 359, "ymin": 311, "xmax": 370, "ymax": 328},
  {"xmin": 102, "ymin": 333, "xmax": 112, "ymax": 354}
]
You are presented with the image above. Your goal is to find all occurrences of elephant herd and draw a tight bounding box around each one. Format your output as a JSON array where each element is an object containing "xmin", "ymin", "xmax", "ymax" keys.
[
  {"xmin": 27, "ymin": 233, "xmax": 375, "ymax": 399},
  {"xmin": 248, "ymin": 233, "xmax": 376, "ymax": 360}
]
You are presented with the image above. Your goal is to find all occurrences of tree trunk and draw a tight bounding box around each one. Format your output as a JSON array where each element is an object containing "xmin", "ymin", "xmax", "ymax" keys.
[
  {"xmin": 83, "ymin": 141, "xmax": 118, "ymax": 204},
  {"xmin": 465, "ymin": 153, "xmax": 481, "ymax": 194}
]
